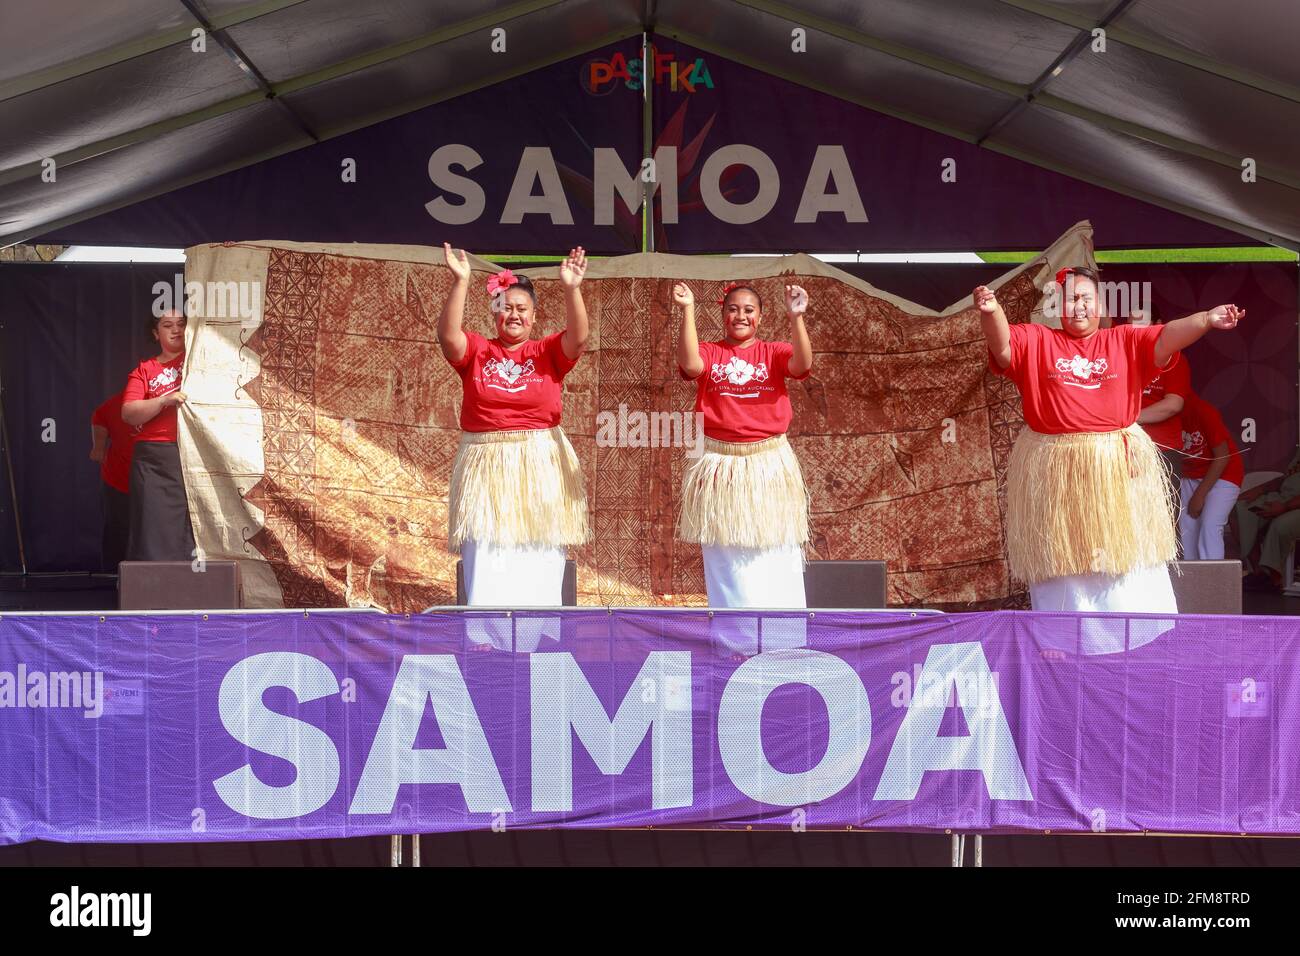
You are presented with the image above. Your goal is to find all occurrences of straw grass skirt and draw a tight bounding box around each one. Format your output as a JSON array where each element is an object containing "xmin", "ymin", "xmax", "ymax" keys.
[
  {"xmin": 680, "ymin": 434, "xmax": 809, "ymax": 612},
  {"xmin": 448, "ymin": 426, "xmax": 589, "ymax": 553},
  {"xmin": 1006, "ymin": 424, "xmax": 1178, "ymax": 613},
  {"xmin": 449, "ymin": 426, "xmax": 588, "ymax": 611},
  {"xmin": 680, "ymin": 435, "xmax": 809, "ymax": 549}
]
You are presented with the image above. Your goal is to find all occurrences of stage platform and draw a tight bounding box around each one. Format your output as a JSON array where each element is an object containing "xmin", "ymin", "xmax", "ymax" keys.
[
  {"xmin": 6, "ymin": 571, "xmax": 1298, "ymax": 615},
  {"xmin": 6, "ymin": 830, "xmax": 1300, "ymax": 868}
]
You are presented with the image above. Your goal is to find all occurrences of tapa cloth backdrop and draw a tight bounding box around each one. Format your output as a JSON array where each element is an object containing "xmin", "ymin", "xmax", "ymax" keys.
[{"xmin": 178, "ymin": 223, "xmax": 1097, "ymax": 611}]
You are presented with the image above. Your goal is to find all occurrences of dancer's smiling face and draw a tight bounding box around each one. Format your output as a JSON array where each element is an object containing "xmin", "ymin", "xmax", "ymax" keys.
[
  {"xmin": 494, "ymin": 287, "xmax": 535, "ymax": 345},
  {"xmin": 1062, "ymin": 274, "xmax": 1102, "ymax": 338},
  {"xmin": 723, "ymin": 289, "xmax": 762, "ymax": 344}
]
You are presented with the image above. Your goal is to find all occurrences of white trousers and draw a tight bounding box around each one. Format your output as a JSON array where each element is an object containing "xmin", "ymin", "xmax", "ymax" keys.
[
  {"xmin": 1029, "ymin": 564, "xmax": 1177, "ymax": 655},
  {"xmin": 460, "ymin": 539, "xmax": 565, "ymax": 651},
  {"xmin": 702, "ymin": 544, "xmax": 807, "ymax": 655},
  {"xmin": 702, "ymin": 543, "xmax": 807, "ymax": 608},
  {"xmin": 1178, "ymin": 477, "xmax": 1240, "ymax": 561}
]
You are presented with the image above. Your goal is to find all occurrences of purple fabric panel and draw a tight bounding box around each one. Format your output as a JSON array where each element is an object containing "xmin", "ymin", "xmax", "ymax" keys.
[
  {"xmin": 648, "ymin": 38, "xmax": 1247, "ymax": 252},
  {"xmin": 0, "ymin": 609, "xmax": 1295, "ymax": 844}
]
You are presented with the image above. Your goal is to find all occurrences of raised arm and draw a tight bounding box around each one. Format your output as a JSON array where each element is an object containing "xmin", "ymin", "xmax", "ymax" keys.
[
  {"xmin": 975, "ymin": 285, "xmax": 1011, "ymax": 369},
  {"xmin": 558, "ymin": 246, "xmax": 589, "ymax": 361},
  {"xmin": 1153, "ymin": 305, "xmax": 1244, "ymax": 369},
  {"xmin": 438, "ymin": 242, "xmax": 471, "ymax": 364},
  {"xmin": 785, "ymin": 284, "xmax": 812, "ymax": 377},
  {"xmin": 674, "ymin": 283, "xmax": 703, "ymax": 378}
]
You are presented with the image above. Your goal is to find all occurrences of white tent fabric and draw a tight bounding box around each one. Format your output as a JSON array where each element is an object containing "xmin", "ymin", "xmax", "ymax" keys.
[{"xmin": 0, "ymin": 0, "xmax": 1296, "ymax": 248}]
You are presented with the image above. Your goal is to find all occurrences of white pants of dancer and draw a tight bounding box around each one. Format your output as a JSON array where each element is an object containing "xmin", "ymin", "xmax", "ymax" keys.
[
  {"xmin": 461, "ymin": 539, "xmax": 565, "ymax": 652},
  {"xmin": 1178, "ymin": 477, "xmax": 1240, "ymax": 561},
  {"xmin": 1029, "ymin": 564, "xmax": 1177, "ymax": 655},
  {"xmin": 702, "ymin": 544, "xmax": 807, "ymax": 655}
]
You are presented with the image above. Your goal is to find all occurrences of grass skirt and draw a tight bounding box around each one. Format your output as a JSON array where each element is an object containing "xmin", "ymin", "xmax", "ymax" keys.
[
  {"xmin": 679, "ymin": 434, "xmax": 810, "ymax": 548},
  {"xmin": 1005, "ymin": 424, "xmax": 1177, "ymax": 585},
  {"xmin": 448, "ymin": 426, "xmax": 590, "ymax": 553}
]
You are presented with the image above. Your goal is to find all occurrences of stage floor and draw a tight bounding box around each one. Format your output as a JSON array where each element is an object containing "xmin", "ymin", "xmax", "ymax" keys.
[{"xmin": 3, "ymin": 571, "xmax": 1296, "ymax": 615}]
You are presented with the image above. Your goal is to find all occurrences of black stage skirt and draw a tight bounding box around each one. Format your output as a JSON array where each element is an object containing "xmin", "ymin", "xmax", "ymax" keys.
[
  {"xmin": 101, "ymin": 483, "xmax": 130, "ymax": 571},
  {"xmin": 126, "ymin": 441, "xmax": 196, "ymax": 562}
]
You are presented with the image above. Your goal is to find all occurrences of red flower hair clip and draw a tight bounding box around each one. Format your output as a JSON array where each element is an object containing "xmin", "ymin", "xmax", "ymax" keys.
[
  {"xmin": 717, "ymin": 281, "xmax": 743, "ymax": 305},
  {"xmin": 486, "ymin": 269, "xmax": 517, "ymax": 296}
]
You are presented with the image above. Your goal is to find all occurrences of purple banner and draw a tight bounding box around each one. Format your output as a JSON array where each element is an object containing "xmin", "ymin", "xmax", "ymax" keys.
[
  {"xmin": 648, "ymin": 38, "xmax": 1244, "ymax": 252},
  {"xmin": 0, "ymin": 609, "xmax": 1295, "ymax": 844}
]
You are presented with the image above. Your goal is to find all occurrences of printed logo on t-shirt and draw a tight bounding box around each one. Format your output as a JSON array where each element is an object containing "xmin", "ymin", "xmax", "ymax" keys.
[
  {"xmin": 1182, "ymin": 430, "xmax": 1205, "ymax": 455},
  {"xmin": 483, "ymin": 356, "xmax": 537, "ymax": 392},
  {"xmin": 1051, "ymin": 355, "xmax": 1112, "ymax": 390},
  {"xmin": 710, "ymin": 356, "xmax": 769, "ymax": 397},
  {"xmin": 149, "ymin": 366, "xmax": 180, "ymax": 395},
  {"xmin": 1142, "ymin": 373, "xmax": 1161, "ymax": 397}
]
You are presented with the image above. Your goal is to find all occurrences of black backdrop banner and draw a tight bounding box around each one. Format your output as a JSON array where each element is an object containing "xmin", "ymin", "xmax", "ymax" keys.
[{"xmin": 0, "ymin": 262, "xmax": 174, "ymax": 572}]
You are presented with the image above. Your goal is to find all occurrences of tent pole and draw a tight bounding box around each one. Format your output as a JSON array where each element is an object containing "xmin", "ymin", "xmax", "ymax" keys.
[{"xmin": 642, "ymin": 29, "xmax": 654, "ymax": 254}]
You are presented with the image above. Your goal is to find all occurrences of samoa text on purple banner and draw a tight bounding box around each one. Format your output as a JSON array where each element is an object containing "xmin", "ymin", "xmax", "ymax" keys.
[{"xmin": 0, "ymin": 609, "xmax": 1292, "ymax": 842}]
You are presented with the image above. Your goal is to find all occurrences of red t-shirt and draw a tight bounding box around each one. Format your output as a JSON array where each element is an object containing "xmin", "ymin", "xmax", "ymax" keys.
[
  {"xmin": 1180, "ymin": 395, "xmax": 1243, "ymax": 486},
  {"xmin": 1140, "ymin": 351, "xmax": 1193, "ymax": 450},
  {"xmin": 989, "ymin": 323, "xmax": 1169, "ymax": 434},
  {"xmin": 451, "ymin": 330, "xmax": 578, "ymax": 432},
  {"xmin": 122, "ymin": 353, "xmax": 185, "ymax": 443},
  {"xmin": 91, "ymin": 393, "xmax": 136, "ymax": 493},
  {"xmin": 682, "ymin": 339, "xmax": 810, "ymax": 442}
]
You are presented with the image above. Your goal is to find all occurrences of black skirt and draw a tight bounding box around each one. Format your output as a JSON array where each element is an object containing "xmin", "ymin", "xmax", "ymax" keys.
[
  {"xmin": 126, "ymin": 441, "xmax": 196, "ymax": 562},
  {"xmin": 101, "ymin": 483, "xmax": 131, "ymax": 571}
]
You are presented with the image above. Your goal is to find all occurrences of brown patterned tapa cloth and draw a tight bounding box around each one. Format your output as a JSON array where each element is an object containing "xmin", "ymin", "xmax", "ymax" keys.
[{"xmin": 178, "ymin": 223, "xmax": 1097, "ymax": 611}]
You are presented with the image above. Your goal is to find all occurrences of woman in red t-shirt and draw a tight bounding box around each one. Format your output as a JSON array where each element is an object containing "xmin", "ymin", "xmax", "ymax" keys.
[
  {"xmin": 438, "ymin": 244, "xmax": 591, "ymax": 612},
  {"xmin": 675, "ymin": 279, "xmax": 813, "ymax": 613},
  {"xmin": 121, "ymin": 309, "xmax": 196, "ymax": 563},
  {"xmin": 979, "ymin": 267, "xmax": 1243, "ymax": 613},
  {"xmin": 90, "ymin": 390, "xmax": 136, "ymax": 570},
  {"xmin": 1178, "ymin": 394, "xmax": 1243, "ymax": 560}
]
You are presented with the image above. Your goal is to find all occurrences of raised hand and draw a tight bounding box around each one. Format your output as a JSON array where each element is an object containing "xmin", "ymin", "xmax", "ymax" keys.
[
  {"xmin": 785, "ymin": 283, "xmax": 809, "ymax": 316},
  {"xmin": 559, "ymin": 246, "xmax": 587, "ymax": 289},
  {"xmin": 442, "ymin": 242, "xmax": 471, "ymax": 283},
  {"xmin": 672, "ymin": 281, "xmax": 694, "ymax": 308},
  {"xmin": 1208, "ymin": 304, "xmax": 1245, "ymax": 330},
  {"xmin": 974, "ymin": 285, "xmax": 998, "ymax": 314}
]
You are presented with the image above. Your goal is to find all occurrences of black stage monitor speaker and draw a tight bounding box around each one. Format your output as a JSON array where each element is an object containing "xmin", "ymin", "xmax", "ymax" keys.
[
  {"xmin": 804, "ymin": 560, "xmax": 888, "ymax": 609},
  {"xmin": 1172, "ymin": 559, "xmax": 1242, "ymax": 615},
  {"xmin": 456, "ymin": 559, "xmax": 577, "ymax": 606},
  {"xmin": 118, "ymin": 560, "xmax": 242, "ymax": 610}
]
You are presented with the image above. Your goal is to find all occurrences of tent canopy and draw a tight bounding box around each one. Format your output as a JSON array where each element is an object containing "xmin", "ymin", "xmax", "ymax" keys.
[{"xmin": 1, "ymin": 0, "xmax": 1296, "ymax": 250}]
